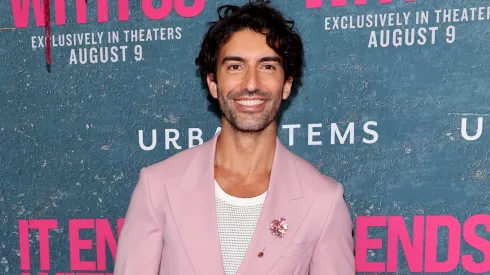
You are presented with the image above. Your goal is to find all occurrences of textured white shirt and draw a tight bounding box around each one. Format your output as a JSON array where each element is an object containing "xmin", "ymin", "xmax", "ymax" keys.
[{"xmin": 214, "ymin": 180, "xmax": 267, "ymax": 275}]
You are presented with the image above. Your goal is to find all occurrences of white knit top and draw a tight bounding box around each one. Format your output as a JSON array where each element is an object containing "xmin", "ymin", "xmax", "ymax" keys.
[{"xmin": 214, "ymin": 180, "xmax": 267, "ymax": 275}]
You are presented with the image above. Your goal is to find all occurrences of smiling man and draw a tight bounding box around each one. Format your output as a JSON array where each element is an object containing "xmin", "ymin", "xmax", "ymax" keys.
[{"xmin": 114, "ymin": 1, "xmax": 355, "ymax": 275}]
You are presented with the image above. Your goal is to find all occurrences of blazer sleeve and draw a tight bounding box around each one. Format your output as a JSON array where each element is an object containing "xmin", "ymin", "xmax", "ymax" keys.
[
  {"xmin": 309, "ymin": 181, "xmax": 355, "ymax": 275},
  {"xmin": 114, "ymin": 168, "xmax": 164, "ymax": 275}
]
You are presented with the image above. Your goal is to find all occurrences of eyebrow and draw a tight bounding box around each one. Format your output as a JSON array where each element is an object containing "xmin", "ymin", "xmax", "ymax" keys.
[{"xmin": 221, "ymin": 56, "xmax": 282, "ymax": 64}]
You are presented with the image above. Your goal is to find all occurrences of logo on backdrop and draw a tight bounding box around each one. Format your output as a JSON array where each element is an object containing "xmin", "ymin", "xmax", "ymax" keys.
[
  {"xmin": 134, "ymin": 115, "xmax": 486, "ymax": 151},
  {"xmin": 10, "ymin": 0, "xmax": 206, "ymax": 65},
  {"xmin": 455, "ymin": 114, "xmax": 484, "ymax": 141},
  {"xmin": 136, "ymin": 121, "xmax": 379, "ymax": 151}
]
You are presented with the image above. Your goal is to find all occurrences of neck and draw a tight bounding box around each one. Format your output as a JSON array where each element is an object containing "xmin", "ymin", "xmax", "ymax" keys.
[{"xmin": 215, "ymin": 119, "xmax": 277, "ymax": 178}]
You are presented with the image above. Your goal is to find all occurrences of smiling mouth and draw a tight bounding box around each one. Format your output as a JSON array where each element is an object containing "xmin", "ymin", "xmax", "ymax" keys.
[{"xmin": 235, "ymin": 99, "xmax": 266, "ymax": 106}]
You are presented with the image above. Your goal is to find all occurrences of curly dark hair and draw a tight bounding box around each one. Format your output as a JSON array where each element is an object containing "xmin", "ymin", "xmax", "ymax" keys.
[{"xmin": 195, "ymin": 0, "xmax": 305, "ymax": 89}]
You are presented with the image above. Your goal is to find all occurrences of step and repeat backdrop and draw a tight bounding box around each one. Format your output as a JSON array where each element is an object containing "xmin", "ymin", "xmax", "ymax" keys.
[{"xmin": 1, "ymin": 0, "xmax": 489, "ymax": 274}]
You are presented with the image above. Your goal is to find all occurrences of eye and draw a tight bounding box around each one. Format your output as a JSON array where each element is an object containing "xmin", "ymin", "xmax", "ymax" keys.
[
  {"xmin": 228, "ymin": 64, "xmax": 241, "ymax": 70},
  {"xmin": 262, "ymin": 64, "xmax": 276, "ymax": 70}
]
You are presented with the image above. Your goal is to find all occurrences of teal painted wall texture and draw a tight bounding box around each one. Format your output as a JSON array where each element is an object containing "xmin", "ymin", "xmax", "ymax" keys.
[{"xmin": 1, "ymin": 0, "xmax": 489, "ymax": 274}]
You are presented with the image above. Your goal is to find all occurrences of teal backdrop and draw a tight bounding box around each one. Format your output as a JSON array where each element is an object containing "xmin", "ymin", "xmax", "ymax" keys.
[{"xmin": 1, "ymin": 0, "xmax": 489, "ymax": 274}]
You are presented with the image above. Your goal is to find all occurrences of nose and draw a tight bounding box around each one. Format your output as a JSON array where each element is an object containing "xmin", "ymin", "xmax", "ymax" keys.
[{"xmin": 244, "ymin": 68, "xmax": 258, "ymax": 92}]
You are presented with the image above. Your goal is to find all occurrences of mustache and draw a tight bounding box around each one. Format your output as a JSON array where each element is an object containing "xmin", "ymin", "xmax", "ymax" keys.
[{"xmin": 227, "ymin": 89, "xmax": 272, "ymax": 99}]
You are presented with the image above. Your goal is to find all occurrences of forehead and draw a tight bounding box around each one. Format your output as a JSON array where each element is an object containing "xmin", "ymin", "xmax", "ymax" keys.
[{"xmin": 219, "ymin": 29, "xmax": 279, "ymax": 60}]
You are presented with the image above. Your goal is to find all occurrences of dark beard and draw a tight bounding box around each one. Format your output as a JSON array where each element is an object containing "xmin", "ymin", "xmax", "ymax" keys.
[{"xmin": 217, "ymin": 88, "xmax": 282, "ymax": 132}]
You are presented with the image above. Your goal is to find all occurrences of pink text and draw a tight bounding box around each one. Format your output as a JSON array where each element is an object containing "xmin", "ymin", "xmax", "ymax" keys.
[
  {"xmin": 11, "ymin": 0, "xmax": 205, "ymax": 28},
  {"xmin": 356, "ymin": 214, "xmax": 490, "ymax": 273}
]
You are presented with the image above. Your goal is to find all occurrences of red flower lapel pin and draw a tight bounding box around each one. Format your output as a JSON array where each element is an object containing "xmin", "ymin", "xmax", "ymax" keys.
[{"xmin": 270, "ymin": 217, "xmax": 288, "ymax": 238}]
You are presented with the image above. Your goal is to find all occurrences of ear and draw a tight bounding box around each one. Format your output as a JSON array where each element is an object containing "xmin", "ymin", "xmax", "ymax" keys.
[
  {"xmin": 282, "ymin": 76, "xmax": 294, "ymax": 100},
  {"xmin": 207, "ymin": 73, "xmax": 218, "ymax": 99}
]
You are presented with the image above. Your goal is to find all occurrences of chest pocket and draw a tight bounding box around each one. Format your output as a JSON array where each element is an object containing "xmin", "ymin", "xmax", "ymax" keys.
[
  {"xmin": 280, "ymin": 241, "xmax": 311, "ymax": 258},
  {"xmin": 271, "ymin": 241, "xmax": 312, "ymax": 275}
]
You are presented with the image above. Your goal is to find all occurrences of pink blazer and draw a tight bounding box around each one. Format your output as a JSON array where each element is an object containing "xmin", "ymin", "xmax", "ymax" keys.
[{"xmin": 114, "ymin": 133, "xmax": 355, "ymax": 275}]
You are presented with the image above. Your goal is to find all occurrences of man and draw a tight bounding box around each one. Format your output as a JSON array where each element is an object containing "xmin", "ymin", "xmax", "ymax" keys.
[{"xmin": 114, "ymin": 1, "xmax": 355, "ymax": 274}]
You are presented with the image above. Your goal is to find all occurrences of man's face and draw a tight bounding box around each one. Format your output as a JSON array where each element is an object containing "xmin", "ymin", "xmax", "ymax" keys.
[{"xmin": 207, "ymin": 29, "xmax": 293, "ymax": 132}]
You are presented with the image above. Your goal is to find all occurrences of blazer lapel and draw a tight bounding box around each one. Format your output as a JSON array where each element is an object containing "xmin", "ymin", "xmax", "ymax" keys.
[
  {"xmin": 235, "ymin": 137, "xmax": 314, "ymax": 275},
  {"xmin": 165, "ymin": 133, "xmax": 225, "ymax": 275},
  {"xmin": 166, "ymin": 133, "xmax": 314, "ymax": 275}
]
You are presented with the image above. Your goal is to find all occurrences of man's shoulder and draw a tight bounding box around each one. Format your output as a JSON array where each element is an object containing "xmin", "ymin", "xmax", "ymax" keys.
[
  {"xmin": 141, "ymin": 143, "xmax": 204, "ymax": 180},
  {"xmin": 286, "ymin": 149, "xmax": 342, "ymax": 194}
]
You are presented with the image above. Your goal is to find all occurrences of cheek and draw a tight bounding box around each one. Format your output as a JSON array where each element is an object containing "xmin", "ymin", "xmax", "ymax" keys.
[
  {"xmin": 260, "ymin": 74, "xmax": 285, "ymax": 90},
  {"xmin": 217, "ymin": 76, "xmax": 238, "ymax": 92}
]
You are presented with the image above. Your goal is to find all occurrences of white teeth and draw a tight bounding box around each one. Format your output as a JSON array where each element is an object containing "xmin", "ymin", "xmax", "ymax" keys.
[{"xmin": 236, "ymin": 100, "xmax": 265, "ymax": 106}]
